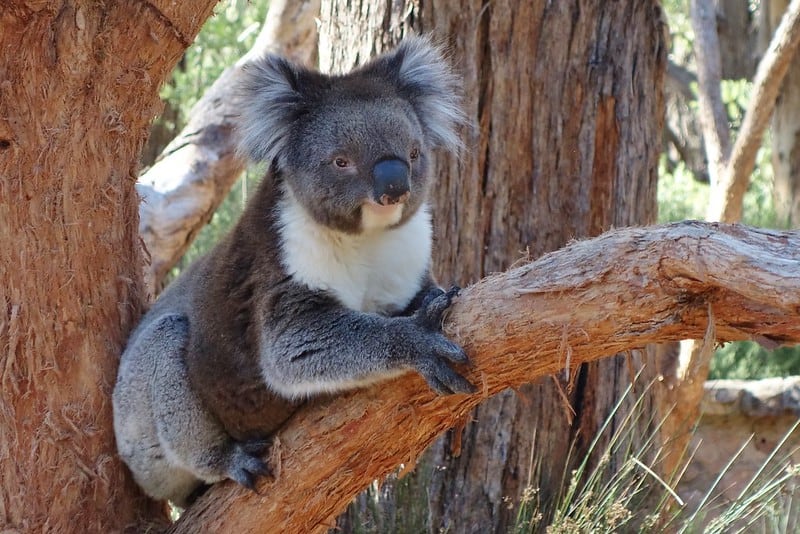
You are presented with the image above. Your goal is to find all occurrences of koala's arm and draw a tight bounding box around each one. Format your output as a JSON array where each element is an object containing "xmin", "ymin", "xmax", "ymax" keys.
[{"xmin": 260, "ymin": 283, "xmax": 475, "ymax": 397}]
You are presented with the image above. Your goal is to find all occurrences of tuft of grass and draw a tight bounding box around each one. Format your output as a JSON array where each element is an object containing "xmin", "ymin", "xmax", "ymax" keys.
[{"xmin": 511, "ymin": 383, "xmax": 800, "ymax": 533}]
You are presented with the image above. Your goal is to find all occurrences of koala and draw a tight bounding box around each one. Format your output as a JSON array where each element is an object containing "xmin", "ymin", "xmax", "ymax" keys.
[{"xmin": 112, "ymin": 36, "xmax": 474, "ymax": 508}]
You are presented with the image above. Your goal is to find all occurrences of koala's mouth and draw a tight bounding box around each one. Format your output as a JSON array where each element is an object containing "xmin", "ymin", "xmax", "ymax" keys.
[
  {"xmin": 361, "ymin": 201, "xmax": 405, "ymax": 231},
  {"xmin": 377, "ymin": 191, "xmax": 411, "ymax": 206}
]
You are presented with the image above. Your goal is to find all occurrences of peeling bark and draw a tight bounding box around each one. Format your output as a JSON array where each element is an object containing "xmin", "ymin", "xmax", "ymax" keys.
[
  {"xmin": 321, "ymin": 1, "xmax": 667, "ymax": 530},
  {"xmin": 172, "ymin": 221, "xmax": 800, "ymax": 534}
]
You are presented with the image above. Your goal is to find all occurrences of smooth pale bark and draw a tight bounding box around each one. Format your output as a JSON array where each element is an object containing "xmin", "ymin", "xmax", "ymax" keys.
[
  {"xmin": 0, "ymin": 1, "xmax": 217, "ymax": 530},
  {"xmin": 170, "ymin": 221, "xmax": 800, "ymax": 533},
  {"xmin": 138, "ymin": 0, "xmax": 320, "ymax": 295},
  {"xmin": 765, "ymin": 0, "xmax": 800, "ymax": 227}
]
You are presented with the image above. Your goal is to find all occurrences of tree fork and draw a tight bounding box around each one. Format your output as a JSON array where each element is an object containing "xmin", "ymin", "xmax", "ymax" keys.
[{"xmin": 172, "ymin": 221, "xmax": 800, "ymax": 533}]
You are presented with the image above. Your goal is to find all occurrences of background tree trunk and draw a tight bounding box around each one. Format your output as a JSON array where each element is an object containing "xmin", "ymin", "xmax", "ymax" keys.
[
  {"xmin": 708, "ymin": 0, "xmax": 800, "ymax": 223},
  {"xmin": 319, "ymin": 1, "xmax": 667, "ymax": 531},
  {"xmin": 664, "ymin": 0, "xmax": 800, "ymax": 479},
  {"xmin": 764, "ymin": 0, "xmax": 800, "ymax": 227},
  {"xmin": 0, "ymin": 2, "xmax": 215, "ymax": 530},
  {"xmin": 716, "ymin": 0, "xmax": 757, "ymax": 80}
]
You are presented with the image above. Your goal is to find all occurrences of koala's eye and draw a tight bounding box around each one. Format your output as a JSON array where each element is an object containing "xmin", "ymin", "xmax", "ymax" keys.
[
  {"xmin": 334, "ymin": 157, "xmax": 350, "ymax": 168},
  {"xmin": 410, "ymin": 148, "xmax": 420, "ymax": 161}
]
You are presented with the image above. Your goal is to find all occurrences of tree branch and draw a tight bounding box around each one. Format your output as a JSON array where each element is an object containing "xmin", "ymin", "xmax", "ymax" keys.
[
  {"xmin": 170, "ymin": 221, "xmax": 800, "ymax": 533},
  {"xmin": 137, "ymin": 0, "xmax": 320, "ymax": 295},
  {"xmin": 691, "ymin": 0, "xmax": 732, "ymax": 185},
  {"xmin": 666, "ymin": 59, "xmax": 698, "ymax": 101},
  {"xmin": 710, "ymin": 0, "xmax": 800, "ymax": 222}
]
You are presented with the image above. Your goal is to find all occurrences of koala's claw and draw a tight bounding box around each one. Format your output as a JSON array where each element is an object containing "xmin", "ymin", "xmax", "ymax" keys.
[
  {"xmin": 240, "ymin": 438, "xmax": 271, "ymax": 455},
  {"xmin": 231, "ymin": 467, "xmax": 258, "ymax": 492},
  {"xmin": 419, "ymin": 355, "xmax": 476, "ymax": 395},
  {"xmin": 410, "ymin": 286, "xmax": 474, "ymax": 395},
  {"xmin": 227, "ymin": 441, "xmax": 271, "ymax": 492},
  {"xmin": 417, "ymin": 285, "xmax": 461, "ymax": 331},
  {"xmin": 434, "ymin": 337, "xmax": 469, "ymax": 365},
  {"xmin": 420, "ymin": 286, "xmax": 445, "ymax": 309}
]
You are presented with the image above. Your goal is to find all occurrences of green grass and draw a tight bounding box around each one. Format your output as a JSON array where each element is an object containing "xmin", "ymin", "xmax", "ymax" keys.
[{"xmin": 511, "ymin": 384, "xmax": 800, "ymax": 533}]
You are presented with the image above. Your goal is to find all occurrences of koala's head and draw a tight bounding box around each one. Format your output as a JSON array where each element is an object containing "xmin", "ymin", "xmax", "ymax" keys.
[{"xmin": 237, "ymin": 36, "xmax": 465, "ymax": 234}]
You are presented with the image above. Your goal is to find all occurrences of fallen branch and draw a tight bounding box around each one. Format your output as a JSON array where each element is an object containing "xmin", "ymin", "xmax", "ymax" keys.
[{"xmin": 170, "ymin": 221, "xmax": 800, "ymax": 533}]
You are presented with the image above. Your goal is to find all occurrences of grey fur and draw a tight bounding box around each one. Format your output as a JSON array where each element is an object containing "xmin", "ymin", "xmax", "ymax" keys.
[
  {"xmin": 113, "ymin": 36, "xmax": 472, "ymax": 506},
  {"xmin": 236, "ymin": 36, "xmax": 465, "ymax": 165}
]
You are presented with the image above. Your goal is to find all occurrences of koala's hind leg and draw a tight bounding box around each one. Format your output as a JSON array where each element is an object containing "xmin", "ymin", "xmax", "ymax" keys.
[
  {"xmin": 150, "ymin": 317, "xmax": 270, "ymax": 499},
  {"xmin": 114, "ymin": 313, "xmax": 205, "ymax": 506}
]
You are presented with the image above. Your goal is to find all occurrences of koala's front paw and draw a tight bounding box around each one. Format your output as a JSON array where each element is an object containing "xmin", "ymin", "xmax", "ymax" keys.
[
  {"xmin": 416, "ymin": 286, "xmax": 460, "ymax": 329},
  {"xmin": 409, "ymin": 286, "xmax": 476, "ymax": 395},
  {"xmin": 226, "ymin": 439, "xmax": 272, "ymax": 491}
]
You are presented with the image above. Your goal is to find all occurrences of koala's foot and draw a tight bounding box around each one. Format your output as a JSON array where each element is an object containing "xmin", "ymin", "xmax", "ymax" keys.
[
  {"xmin": 409, "ymin": 286, "xmax": 476, "ymax": 395},
  {"xmin": 226, "ymin": 438, "xmax": 272, "ymax": 492}
]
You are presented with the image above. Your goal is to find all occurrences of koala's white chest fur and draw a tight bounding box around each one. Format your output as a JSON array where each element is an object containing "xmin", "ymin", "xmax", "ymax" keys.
[{"xmin": 278, "ymin": 198, "xmax": 432, "ymax": 314}]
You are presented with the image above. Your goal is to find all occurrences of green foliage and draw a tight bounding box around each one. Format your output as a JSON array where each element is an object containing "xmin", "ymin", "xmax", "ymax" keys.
[
  {"xmin": 159, "ymin": 0, "xmax": 269, "ymax": 279},
  {"xmin": 657, "ymin": 157, "xmax": 709, "ymax": 222},
  {"xmin": 740, "ymin": 133, "xmax": 779, "ymax": 228},
  {"xmin": 657, "ymin": 135, "xmax": 777, "ymax": 228},
  {"xmin": 720, "ymin": 79, "xmax": 750, "ymax": 132},
  {"xmin": 663, "ymin": 0, "xmax": 692, "ymax": 66},
  {"xmin": 162, "ymin": 0, "xmax": 269, "ymax": 118},
  {"xmin": 711, "ymin": 342, "xmax": 800, "ymax": 380}
]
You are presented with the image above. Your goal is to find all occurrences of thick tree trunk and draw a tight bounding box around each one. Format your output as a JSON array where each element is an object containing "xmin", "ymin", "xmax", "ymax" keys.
[
  {"xmin": 716, "ymin": 0, "xmax": 757, "ymax": 80},
  {"xmin": 319, "ymin": 1, "xmax": 666, "ymax": 531},
  {"xmin": 0, "ymin": 2, "xmax": 215, "ymax": 530},
  {"xmin": 692, "ymin": 0, "xmax": 733, "ymax": 186},
  {"xmin": 171, "ymin": 222, "xmax": 800, "ymax": 533}
]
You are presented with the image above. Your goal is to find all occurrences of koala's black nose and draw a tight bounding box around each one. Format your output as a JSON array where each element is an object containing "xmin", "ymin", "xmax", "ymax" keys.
[{"xmin": 372, "ymin": 158, "xmax": 410, "ymax": 205}]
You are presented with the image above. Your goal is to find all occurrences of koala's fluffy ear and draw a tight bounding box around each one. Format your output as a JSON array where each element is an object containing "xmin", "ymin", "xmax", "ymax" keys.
[
  {"xmin": 236, "ymin": 55, "xmax": 320, "ymax": 163},
  {"xmin": 364, "ymin": 36, "xmax": 466, "ymax": 152}
]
